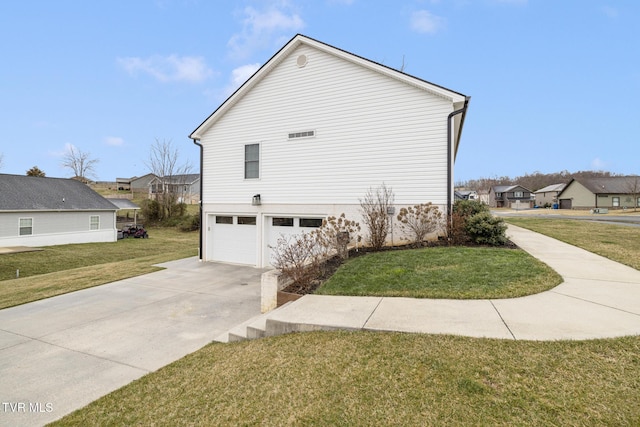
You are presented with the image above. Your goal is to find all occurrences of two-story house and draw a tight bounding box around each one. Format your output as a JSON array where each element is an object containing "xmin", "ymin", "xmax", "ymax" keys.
[
  {"xmin": 189, "ymin": 34, "xmax": 470, "ymax": 267},
  {"xmin": 489, "ymin": 185, "xmax": 533, "ymax": 209}
]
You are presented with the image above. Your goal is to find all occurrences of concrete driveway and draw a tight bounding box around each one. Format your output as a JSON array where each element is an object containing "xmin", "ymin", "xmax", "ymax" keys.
[{"xmin": 0, "ymin": 258, "xmax": 266, "ymax": 426}]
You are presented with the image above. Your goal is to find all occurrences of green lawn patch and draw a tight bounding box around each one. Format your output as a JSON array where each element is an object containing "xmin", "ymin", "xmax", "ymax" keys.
[
  {"xmin": 0, "ymin": 228, "xmax": 198, "ymax": 309},
  {"xmin": 316, "ymin": 246, "xmax": 561, "ymax": 299},
  {"xmin": 53, "ymin": 331, "xmax": 640, "ymax": 426},
  {"xmin": 505, "ymin": 217, "xmax": 640, "ymax": 271}
]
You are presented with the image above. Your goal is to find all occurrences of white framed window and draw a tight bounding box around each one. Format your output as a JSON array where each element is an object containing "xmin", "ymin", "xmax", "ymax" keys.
[
  {"xmin": 612, "ymin": 197, "xmax": 620, "ymax": 207},
  {"xmin": 300, "ymin": 218, "xmax": 323, "ymax": 228},
  {"xmin": 90, "ymin": 215, "xmax": 100, "ymax": 230},
  {"xmin": 514, "ymin": 191, "xmax": 524, "ymax": 198},
  {"xmin": 216, "ymin": 216, "xmax": 233, "ymax": 224},
  {"xmin": 19, "ymin": 218, "xmax": 33, "ymax": 236},
  {"xmin": 238, "ymin": 216, "xmax": 257, "ymax": 225},
  {"xmin": 244, "ymin": 144, "xmax": 259, "ymax": 179}
]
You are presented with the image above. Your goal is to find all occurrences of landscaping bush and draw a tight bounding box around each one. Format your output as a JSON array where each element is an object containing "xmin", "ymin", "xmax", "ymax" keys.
[
  {"xmin": 269, "ymin": 233, "xmax": 321, "ymax": 287},
  {"xmin": 396, "ymin": 203, "xmax": 443, "ymax": 245},
  {"xmin": 360, "ymin": 183, "xmax": 394, "ymax": 251},
  {"xmin": 464, "ymin": 212, "xmax": 507, "ymax": 246},
  {"xmin": 313, "ymin": 214, "xmax": 361, "ymax": 260}
]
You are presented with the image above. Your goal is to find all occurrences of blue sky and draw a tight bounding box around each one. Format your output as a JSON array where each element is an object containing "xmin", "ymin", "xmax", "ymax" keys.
[{"xmin": 1, "ymin": 0, "xmax": 638, "ymax": 183}]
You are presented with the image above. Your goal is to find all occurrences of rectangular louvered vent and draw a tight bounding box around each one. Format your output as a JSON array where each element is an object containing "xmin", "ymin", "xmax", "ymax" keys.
[{"xmin": 288, "ymin": 130, "xmax": 315, "ymax": 139}]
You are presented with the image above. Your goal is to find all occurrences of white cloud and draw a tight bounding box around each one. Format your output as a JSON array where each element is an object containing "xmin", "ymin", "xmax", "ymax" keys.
[
  {"xmin": 410, "ymin": 10, "xmax": 445, "ymax": 34},
  {"xmin": 219, "ymin": 63, "xmax": 262, "ymax": 99},
  {"xmin": 104, "ymin": 136, "xmax": 124, "ymax": 147},
  {"xmin": 228, "ymin": 4, "xmax": 305, "ymax": 59},
  {"xmin": 117, "ymin": 55, "xmax": 213, "ymax": 83}
]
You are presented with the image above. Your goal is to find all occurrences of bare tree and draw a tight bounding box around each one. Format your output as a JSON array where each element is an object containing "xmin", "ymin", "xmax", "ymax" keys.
[
  {"xmin": 61, "ymin": 145, "xmax": 98, "ymax": 180},
  {"xmin": 26, "ymin": 166, "xmax": 46, "ymax": 177},
  {"xmin": 360, "ymin": 183, "xmax": 394, "ymax": 251},
  {"xmin": 625, "ymin": 175, "xmax": 640, "ymax": 212},
  {"xmin": 146, "ymin": 138, "xmax": 193, "ymax": 220}
]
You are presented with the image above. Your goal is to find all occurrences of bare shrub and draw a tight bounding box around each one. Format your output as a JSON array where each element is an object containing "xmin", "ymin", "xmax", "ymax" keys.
[
  {"xmin": 447, "ymin": 211, "xmax": 470, "ymax": 245},
  {"xmin": 396, "ymin": 203, "xmax": 443, "ymax": 245},
  {"xmin": 269, "ymin": 233, "xmax": 321, "ymax": 287},
  {"xmin": 360, "ymin": 183, "xmax": 394, "ymax": 251},
  {"xmin": 313, "ymin": 214, "xmax": 361, "ymax": 260}
]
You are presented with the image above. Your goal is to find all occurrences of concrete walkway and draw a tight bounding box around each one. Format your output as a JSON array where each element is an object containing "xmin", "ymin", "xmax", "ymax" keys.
[
  {"xmin": 0, "ymin": 259, "xmax": 266, "ymax": 427},
  {"xmin": 241, "ymin": 224, "xmax": 640, "ymax": 341}
]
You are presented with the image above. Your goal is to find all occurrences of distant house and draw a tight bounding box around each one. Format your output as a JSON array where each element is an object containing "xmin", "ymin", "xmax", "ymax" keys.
[
  {"xmin": 489, "ymin": 185, "xmax": 533, "ymax": 208},
  {"xmin": 0, "ymin": 174, "xmax": 118, "ymax": 247},
  {"xmin": 149, "ymin": 174, "xmax": 200, "ymax": 204},
  {"xmin": 534, "ymin": 183, "xmax": 566, "ymax": 207},
  {"xmin": 454, "ymin": 190, "xmax": 479, "ymax": 201},
  {"xmin": 557, "ymin": 177, "xmax": 640, "ymax": 209},
  {"xmin": 115, "ymin": 174, "xmax": 158, "ymax": 193}
]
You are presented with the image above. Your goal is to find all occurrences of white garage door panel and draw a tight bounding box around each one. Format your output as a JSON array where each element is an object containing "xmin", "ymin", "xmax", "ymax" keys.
[
  {"xmin": 265, "ymin": 216, "xmax": 324, "ymax": 267},
  {"xmin": 210, "ymin": 216, "xmax": 256, "ymax": 265}
]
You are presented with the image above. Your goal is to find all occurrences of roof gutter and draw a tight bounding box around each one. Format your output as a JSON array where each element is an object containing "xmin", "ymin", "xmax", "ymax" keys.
[
  {"xmin": 191, "ymin": 137, "xmax": 204, "ymax": 261},
  {"xmin": 447, "ymin": 97, "xmax": 470, "ymax": 223}
]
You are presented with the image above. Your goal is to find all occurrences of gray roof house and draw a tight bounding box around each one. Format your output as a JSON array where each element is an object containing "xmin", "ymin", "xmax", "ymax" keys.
[
  {"xmin": 534, "ymin": 183, "xmax": 566, "ymax": 207},
  {"xmin": 557, "ymin": 177, "xmax": 640, "ymax": 209},
  {"xmin": 0, "ymin": 174, "xmax": 119, "ymax": 247},
  {"xmin": 489, "ymin": 185, "xmax": 534, "ymax": 208},
  {"xmin": 149, "ymin": 173, "xmax": 200, "ymax": 204}
]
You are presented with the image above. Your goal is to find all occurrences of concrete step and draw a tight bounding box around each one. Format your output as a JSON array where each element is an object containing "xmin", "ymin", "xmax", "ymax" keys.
[{"xmin": 213, "ymin": 302, "xmax": 294, "ymax": 343}]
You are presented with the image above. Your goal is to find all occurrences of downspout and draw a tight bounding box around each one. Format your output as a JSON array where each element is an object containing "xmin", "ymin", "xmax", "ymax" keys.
[
  {"xmin": 447, "ymin": 97, "xmax": 470, "ymax": 226},
  {"xmin": 192, "ymin": 138, "xmax": 204, "ymax": 261}
]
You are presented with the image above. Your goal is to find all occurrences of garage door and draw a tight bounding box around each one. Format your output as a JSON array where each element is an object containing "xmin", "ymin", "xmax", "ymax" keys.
[
  {"xmin": 559, "ymin": 199, "xmax": 572, "ymax": 209},
  {"xmin": 264, "ymin": 216, "xmax": 324, "ymax": 267},
  {"xmin": 208, "ymin": 215, "xmax": 257, "ymax": 265}
]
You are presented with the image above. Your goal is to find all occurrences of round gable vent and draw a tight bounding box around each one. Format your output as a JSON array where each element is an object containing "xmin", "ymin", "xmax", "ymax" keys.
[{"xmin": 296, "ymin": 54, "xmax": 308, "ymax": 68}]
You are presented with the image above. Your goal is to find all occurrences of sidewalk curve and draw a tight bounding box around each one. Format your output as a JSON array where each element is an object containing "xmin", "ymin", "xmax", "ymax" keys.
[{"xmin": 264, "ymin": 225, "xmax": 640, "ymax": 341}]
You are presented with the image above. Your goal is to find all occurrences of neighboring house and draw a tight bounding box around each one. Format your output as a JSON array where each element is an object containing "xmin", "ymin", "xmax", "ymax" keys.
[
  {"xmin": 454, "ymin": 190, "xmax": 478, "ymax": 201},
  {"xmin": 131, "ymin": 173, "xmax": 158, "ymax": 193},
  {"xmin": 0, "ymin": 174, "xmax": 118, "ymax": 247},
  {"xmin": 149, "ymin": 174, "xmax": 200, "ymax": 204},
  {"xmin": 489, "ymin": 185, "xmax": 534, "ymax": 208},
  {"xmin": 189, "ymin": 34, "xmax": 470, "ymax": 267},
  {"xmin": 557, "ymin": 177, "xmax": 640, "ymax": 210},
  {"xmin": 534, "ymin": 183, "xmax": 566, "ymax": 207},
  {"xmin": 115, "ymin": 174, "xmax": 158, "ymax": 194}
]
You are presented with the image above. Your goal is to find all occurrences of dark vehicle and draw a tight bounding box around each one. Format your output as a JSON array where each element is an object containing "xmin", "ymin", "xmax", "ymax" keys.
[{"xmin": 120, "ymin": 224, "xmax": 148, "ymax": 239}]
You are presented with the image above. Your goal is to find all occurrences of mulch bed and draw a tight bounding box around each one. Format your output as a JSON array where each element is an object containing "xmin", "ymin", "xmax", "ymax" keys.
[{"xmin": 281, "ymin": 239, "xmax": 519, "ymax": 296}]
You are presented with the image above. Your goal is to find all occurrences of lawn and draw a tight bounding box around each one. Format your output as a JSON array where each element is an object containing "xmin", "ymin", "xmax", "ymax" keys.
[
  {"xmin": 317, "ymin": 246, "xmax": 562, "ymax": 299},
  {"xmin": 504, "ymin": 217, "xmax": 640, "ymax": 270},
  {"xmin": 0, "ymin": 228, "xmax": 198, "ymax": 309},
  {"xmin": 53, "ymin": 331, "xmax": 640, "ymax": 426}
]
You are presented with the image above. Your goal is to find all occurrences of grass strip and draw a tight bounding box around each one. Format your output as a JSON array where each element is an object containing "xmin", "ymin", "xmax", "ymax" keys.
[
  {"xmin": 317, "ymin": 246, "xmax": 561, "ymax": 299},
  {"xmin": 504, "ymin": 217, "xmax": 640, "ymax": 270}
]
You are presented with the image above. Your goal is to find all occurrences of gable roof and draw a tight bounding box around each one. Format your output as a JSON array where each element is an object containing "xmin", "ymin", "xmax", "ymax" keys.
[
  {"xmin": 150, "ymin": 174, "xmax": 200, "ymax": 185},
  {"xmin": 0, "ymin": 174, "xmax": 118, "ymax": 211},
  {"xmin": 534, "ymin": 183, "xmax": 566, "ymax": 193},
  {"xmin": 189, "ymin": 34, "xmax": 469, "ymax": 143},
  {"xmin": 491, "ymin": 185, "xmax": 532, "ymax": 193},
  {"xmin": 561, "ymin": 177, "xmax": 640, "ymax": 196}
]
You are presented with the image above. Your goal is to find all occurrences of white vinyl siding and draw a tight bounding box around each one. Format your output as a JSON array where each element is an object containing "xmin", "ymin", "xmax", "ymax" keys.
[
  {"xmin": 1, "ymin": 211, "xmax": 116, "ymax": 247},
  {"xmin": 200, "ymin": 44, "xmax": 452, "ymax": 206}
]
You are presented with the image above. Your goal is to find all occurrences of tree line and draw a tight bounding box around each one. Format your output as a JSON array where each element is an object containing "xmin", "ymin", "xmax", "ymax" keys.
[{"xmin": 456, "ymin": 170, "xmax": 627, "ymax": 193}]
